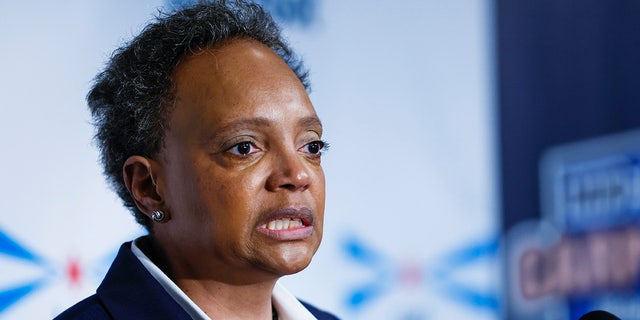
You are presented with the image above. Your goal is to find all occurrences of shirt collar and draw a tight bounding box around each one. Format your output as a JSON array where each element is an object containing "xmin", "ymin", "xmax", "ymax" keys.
[{"xmin": 131, "ymin": 237, "xmax": 317, "ymax": 320}]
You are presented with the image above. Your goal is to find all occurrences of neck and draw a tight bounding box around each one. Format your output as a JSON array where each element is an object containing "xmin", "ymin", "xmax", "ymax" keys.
[
  {"xmin": 140, "ymin": 236, "xmax": 279, "ymax": 319},
  {"xmin": 177, "ymin": 278, "xmax": 277, "ymax": 320}
]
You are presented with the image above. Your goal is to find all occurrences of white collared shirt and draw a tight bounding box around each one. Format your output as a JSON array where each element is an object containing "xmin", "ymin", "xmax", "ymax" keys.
[{"xmin": 131, "ymin": 238, "xmax": 317, "ymax": 320}]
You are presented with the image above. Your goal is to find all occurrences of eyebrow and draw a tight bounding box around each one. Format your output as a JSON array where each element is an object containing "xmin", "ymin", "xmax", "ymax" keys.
[
  {"xmin": 201, "ymin": 115, "xmax": 323, "ymax": 144},
  {"xmin": 298, "ymin": 116, "xmax": 323, "ymax": 131},
  {"xmin": 217, "ymin": 116, "xmax": 322, "ymax": 132},
  {"xmin": 215, "ymin": 117, "xmax": 272, "ymax": 133}
]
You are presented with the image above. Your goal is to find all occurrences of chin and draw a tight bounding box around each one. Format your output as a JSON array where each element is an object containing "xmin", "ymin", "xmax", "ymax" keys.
[{"xmin": 269, "ymin": 243, "xmax": 317, "ymax": 276}]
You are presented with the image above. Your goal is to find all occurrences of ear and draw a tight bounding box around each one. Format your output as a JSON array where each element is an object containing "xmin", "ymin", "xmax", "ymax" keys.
[{"xmin": 123, "ymin": 155, "xmax": 163, "ymax": 216}]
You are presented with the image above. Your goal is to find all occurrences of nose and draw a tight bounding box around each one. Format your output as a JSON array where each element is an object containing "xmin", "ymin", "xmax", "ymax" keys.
[{"xmin": 266, "ymin": 148, "xmax": 311, "ymax": 192}]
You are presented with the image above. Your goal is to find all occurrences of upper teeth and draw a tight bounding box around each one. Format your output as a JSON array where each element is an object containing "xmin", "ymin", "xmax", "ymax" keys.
[{"xmin": 262, "ymin": 218, "xmax": 303, "ymax": 230}]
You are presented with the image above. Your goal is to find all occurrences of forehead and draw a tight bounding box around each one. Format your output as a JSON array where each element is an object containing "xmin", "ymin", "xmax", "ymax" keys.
[{"xmin": 169, "ymin": 38, "xmax": 314, "ymax": 126}]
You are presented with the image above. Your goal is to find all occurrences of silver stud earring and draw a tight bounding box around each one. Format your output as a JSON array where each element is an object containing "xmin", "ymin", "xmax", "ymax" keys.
[{"xmin": 151, "ymin": 210, "xmax": 167, "ymax": 223}]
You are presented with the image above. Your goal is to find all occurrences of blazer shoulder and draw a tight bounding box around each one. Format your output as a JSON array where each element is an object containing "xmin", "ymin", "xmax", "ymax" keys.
[{"xmin": 53, "ymin": 294, "xmax": 111, "ymax": 320}]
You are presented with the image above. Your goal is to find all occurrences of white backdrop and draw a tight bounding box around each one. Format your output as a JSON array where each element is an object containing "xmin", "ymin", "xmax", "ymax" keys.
[{"xmin": 0, "ymin": 1, "xmax": 498, "ymax": 319}]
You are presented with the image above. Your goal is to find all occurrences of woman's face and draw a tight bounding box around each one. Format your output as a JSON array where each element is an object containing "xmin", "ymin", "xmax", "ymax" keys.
[{"xmin": 153, "ymin": 39, "xmax": 325, "ymax": 283}]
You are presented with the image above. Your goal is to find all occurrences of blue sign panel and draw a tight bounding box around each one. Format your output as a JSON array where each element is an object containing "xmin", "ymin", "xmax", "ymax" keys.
[{"xmin": 507, "ymin": 129, "xmax": 640, "ymax": 320}]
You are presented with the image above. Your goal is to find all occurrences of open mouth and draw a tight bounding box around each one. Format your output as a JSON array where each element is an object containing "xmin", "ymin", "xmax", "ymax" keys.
[
  {"xmin": 256, "ymin": 208, "xmax": 314, "ymax": 240},
  {"xmin": 260, "ymin": 217, "xmax": 304, "ymax": 230}
]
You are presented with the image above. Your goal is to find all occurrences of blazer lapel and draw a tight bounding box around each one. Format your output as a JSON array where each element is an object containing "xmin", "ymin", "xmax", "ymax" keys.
[{"xmin": 96, "ymin": 242, "xmax": 192, "ymax": 319}]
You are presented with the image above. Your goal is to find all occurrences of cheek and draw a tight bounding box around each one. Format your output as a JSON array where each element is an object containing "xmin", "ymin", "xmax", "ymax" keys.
[
  {"xmin": 311, "ymin": 168, "xmax": 326, "ymax": 231},
  {"xmin": 203, "ymin": 170, "xmax": 266, "ymax": 229},
  {"xmin": 314, "ymin": 169, "xmax": 326, "ymax": 207}
]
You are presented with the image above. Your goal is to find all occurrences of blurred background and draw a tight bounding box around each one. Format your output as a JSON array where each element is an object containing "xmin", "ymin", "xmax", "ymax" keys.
[{"xmin": 0, "ymin": 1, "xmax": 639, "ymax": 319}]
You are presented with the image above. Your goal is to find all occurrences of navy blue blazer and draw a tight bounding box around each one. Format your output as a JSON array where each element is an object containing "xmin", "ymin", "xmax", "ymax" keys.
[{"xmin": 54, "ymin": 242, "xmax": 339, "ymax": 319}]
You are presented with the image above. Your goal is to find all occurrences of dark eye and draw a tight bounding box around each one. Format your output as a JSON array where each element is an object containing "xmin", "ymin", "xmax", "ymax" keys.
[
  {"xmin": 303, "ymin": 140, "xmax": 327, "ymax": 155},
  {"xmin": 227, "ymin": 141, "xmax": 258, "ymax": 157}
]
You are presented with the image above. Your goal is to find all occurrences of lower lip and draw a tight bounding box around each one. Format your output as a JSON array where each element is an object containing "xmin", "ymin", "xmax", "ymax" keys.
[{"xmin": 256, "ymin": 225, "xmax": 314, "ymax": 240}]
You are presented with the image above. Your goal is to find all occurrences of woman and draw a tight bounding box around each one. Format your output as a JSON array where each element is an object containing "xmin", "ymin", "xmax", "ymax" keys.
[{"xmin": 55, "ymin": 1, "xmax": 338, "ymax": 319}]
